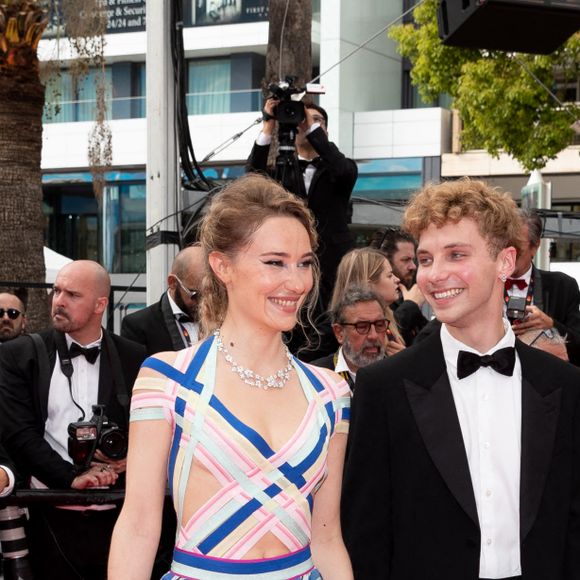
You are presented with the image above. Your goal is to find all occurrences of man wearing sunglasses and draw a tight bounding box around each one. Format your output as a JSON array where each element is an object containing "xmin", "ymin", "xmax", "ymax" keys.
[
  {"xmin": 0, "ymin": 292, "xmax": 26, "ymax": 343},
  {"xmin": 122, "ymin": 244, "xmax": 204, "ymax": 355},
  {"xmin": 312, "ymin": 286, "xmax": 388, "ymax": 389}
]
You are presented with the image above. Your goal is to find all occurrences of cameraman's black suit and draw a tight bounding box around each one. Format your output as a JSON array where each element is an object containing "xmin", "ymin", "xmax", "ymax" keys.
[
  {"xmin": 0, "ymin": 329, "xmax": 145, "ymax": 580},
  {"xmin": 246, "ymin": 126, "xmax": 358, "ymax": 309}
]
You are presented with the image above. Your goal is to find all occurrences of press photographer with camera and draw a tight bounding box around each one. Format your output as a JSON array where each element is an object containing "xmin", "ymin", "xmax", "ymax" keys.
[
  {"xmin": 246, "ymin": 90, "xmax": 358, "ymax": 310},
  {"xmin": 0, "ymin": 260, "xmax": 145, "ymax": 580}
]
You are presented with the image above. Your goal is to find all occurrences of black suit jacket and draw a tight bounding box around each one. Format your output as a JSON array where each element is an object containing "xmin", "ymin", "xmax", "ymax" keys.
[
  {"xmin": 533, "ymin": 267, "xmax": 580, "ymax": 365},
  {"xmin": 0, "ymin": 330, "xmax": 145, "ymax": 489},
  {"xmin": 342, "ymin": 330, "xmax": 580, "ymax": 580},
  {"xmin": 246, "ymin": 127, "xmax": 358, "ymax": 306},
  {"xmin": 121, "ymin": 292, "xmax": 188, "ymax": 356}
]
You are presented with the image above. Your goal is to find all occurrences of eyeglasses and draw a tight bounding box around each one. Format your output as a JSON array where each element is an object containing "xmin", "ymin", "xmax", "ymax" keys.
[
  {"xmin": 339, "ymin": 318, "xmax": 390, "ymax": 335},
  {"xmin": 0, "ymin": 308, "xmax": 22, "ymax": 320},
  {"xmin": 173, "ymin": 275, "xmax": 198, "ymax": 301}
]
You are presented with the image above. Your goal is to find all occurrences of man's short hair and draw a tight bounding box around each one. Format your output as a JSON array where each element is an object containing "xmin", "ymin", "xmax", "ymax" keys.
[
  {"xmin": 371, "ymin": 227, "xmax": 416, "ymax": 262},
  {"xmin": 403, "ymin": 178, "xmax": 521, "ymax": 258},
  {"xmin": 305, "ymin": 102, "xmax": 328, "ymax": 127},
  {"xmin": 518, "ymin": 208, "xmax": 543, "ymax": 248},
  {"xmin": 331, "ymin": 285, "xmax": 386, "ymax": 324}
]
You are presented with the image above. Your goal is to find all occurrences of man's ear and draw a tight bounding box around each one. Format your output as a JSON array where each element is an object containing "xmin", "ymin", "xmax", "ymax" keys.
[
  {"xmin": 208, "ymin": 251, "xmax": 232, "ymax": 285},
  {"xmin": 499, "ymin": 246, "xmax": 517, "ymax": 278},
  {"xmin": 95, "ymin": 297, "xmax": 108, "ymax": 315},
  {"xmin": 332, "ymin": 323, "xmax": 345, "ymax": 346}
]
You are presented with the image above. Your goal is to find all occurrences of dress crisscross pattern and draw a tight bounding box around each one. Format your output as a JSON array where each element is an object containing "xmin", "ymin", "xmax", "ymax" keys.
[{"xmin": 130, "ymin": 335, "xmax": 350, "ymax": 579}]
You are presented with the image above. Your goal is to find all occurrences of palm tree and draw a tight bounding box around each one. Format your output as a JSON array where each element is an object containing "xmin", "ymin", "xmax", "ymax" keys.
[{"xmin": 0, "ymin": 1, "xmax": 50, "ymax": 330}]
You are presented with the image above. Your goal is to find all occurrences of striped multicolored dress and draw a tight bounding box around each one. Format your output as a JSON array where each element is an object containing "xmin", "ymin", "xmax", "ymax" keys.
[{"xmin": 130, "ymin": 335, "xmax": 350, "ymax": 579}]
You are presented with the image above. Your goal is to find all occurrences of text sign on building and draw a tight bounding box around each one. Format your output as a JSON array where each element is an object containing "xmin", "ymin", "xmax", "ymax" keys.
[
  {"xmin": 106, "ymin": 0, "xmax": 146, "ymax": 34},
  {"xmin": 190, "ymin": 0, "xmax": 269, "ymax": 26}
]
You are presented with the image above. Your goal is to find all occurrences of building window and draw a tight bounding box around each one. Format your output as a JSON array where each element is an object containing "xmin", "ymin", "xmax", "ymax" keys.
[
  {"xmin": 186, "ymin": 55, "xmax": 264, "ymax": 115},
  {"xmin": 43, "ymin": 63, "xmax": 146, "ymax": 123},
  {"xmin": 188, "ymin": 59, "xmax": 232, "ymax": 114},
  {"xmin": 103, "ymin": 183, "xmax": 146, "ymax": 274},
  {"xmin": 43, "ymin": 171, "xmax": 146, "ymax": 274}
]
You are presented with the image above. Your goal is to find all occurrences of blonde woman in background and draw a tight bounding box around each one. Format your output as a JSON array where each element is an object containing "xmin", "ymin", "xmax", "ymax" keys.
[{"xmin": 330, "ymin": 248, "xmax": 406, "ymax": 356}]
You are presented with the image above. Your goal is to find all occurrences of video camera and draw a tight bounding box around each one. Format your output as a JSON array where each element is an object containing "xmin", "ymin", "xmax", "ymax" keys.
[
  {"xmin": 68, "ymin": 404, "xmax": 127, "ymax": 472},
  {"xmin": 268, "ymin": 77, "xmax": 306, "ymax": 126}
]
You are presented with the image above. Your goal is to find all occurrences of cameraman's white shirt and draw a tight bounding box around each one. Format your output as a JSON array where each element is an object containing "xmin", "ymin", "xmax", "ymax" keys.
[{"xmin": 32, "ymin": 333, "xmax": 102, "ymax": 488}]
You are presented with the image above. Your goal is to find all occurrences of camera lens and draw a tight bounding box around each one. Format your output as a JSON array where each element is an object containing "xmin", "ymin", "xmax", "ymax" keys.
[{"xmin": 99, "ymin": 428, "xmax": 128, "ymax": 459}]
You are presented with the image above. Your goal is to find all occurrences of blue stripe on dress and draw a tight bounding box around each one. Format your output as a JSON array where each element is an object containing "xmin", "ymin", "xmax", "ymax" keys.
[
  {"xmin": 173, "ymin": 545, "xmax": 312, "ymax": 573},
  {"xmin": 142, "ymin": 357, "xmax": 187, "ymax": 385},
  {"xmin": 198, "ymin": 498, "xmax": 263, "ymax": 554},
  {"xmin": 294, "ymin": 424, "xmax": 328, "ymax": 475},
  {"xmin": 209, "ymin": 396, "xmax": 275, "ymax": 459}
]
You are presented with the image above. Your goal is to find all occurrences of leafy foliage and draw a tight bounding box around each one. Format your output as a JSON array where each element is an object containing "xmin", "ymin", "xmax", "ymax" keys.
[{"xmin": 389, "ymin": 0, "xmax": 580, "ymax": 171}]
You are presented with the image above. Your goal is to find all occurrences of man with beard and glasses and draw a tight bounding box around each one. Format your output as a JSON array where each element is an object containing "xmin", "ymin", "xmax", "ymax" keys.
[
  {"xmin": 372, "ymin": 227, "xmax": 429, "ymax": 345},
  {"xmin": 121, "ymin": 244, "xmax": 204, "ymax": 355},
  {"xmin": 0, "ymin": 260, "xmax": 145, "ymax": 580},
  {"xmin": 312, "ymin": 286, "xmax": 387, "ymax": 390},
  {"xmin": 0, "ymin": 292, "xmax": 26, "ymax": 344}
]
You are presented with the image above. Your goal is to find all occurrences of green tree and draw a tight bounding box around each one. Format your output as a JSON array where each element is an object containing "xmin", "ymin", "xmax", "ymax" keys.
[{"xmin": 389, "ymin": 0, "xmax": 580, "ymax": 171}]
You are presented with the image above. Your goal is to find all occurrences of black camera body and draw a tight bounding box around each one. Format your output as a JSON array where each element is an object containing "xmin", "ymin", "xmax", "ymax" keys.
[
  {"xmin": 268, "ymin": 77, "xmax": 306, "ymax": 126},
  {"xmin": 506, "ymin": 296, "xmax": 528, "ymax": 324},
  {"xmin": 68, "ymin": 404, "xmax": 127, "ymax": 471}
]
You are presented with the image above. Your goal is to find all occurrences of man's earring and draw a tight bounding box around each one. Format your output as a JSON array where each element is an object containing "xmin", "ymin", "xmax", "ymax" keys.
[{"xmin": 500, "ymin": 273, "xmax": 507, "ymax": 283}]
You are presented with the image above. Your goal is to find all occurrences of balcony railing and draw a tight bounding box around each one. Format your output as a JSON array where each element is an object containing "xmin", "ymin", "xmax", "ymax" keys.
[{"xmin": 43, "ymin": 89, "xmax": 262, "ymax": 123}]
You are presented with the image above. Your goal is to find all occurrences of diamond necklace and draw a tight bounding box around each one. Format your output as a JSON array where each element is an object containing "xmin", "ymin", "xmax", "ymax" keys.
[{"xmin": 213, "ymin": 329, "xmax": 293, "ymax": 390}]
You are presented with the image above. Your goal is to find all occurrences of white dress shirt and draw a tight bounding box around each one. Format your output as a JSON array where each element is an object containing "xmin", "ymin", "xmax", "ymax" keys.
[
  {"xmin": 506, "ymin": 265, "xmax": 532, "ymax": 299},
  {"xmin": 255, "ymin": 123, "xmax": 321, "ymax": 194},
  {"xmin": 440, "ymin": 322, "xmax": 522, "ymax": 579},
  {"xmin": 167, "ymin": 292, "xmax": 199, "ymax": 345},
  {"xmin": 32, "ymin": 333, "xmax": 102, "ymax": 488},
  {"xmin": 334, "ymin": 346, "xmax": 356, "ymax": 384}
]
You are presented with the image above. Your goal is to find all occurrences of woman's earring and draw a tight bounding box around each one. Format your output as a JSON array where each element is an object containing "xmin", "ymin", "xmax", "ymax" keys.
[{"xmin": 500, "ymin": 273, "xmax": 507, "ymax": 283}]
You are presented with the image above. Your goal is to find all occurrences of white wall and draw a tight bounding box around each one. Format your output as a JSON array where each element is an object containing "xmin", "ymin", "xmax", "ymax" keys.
[
  {"xmin": 354, "ymin": 108, "xmax": 451, "ymax": 159},
  {"xmin": 320, "ymin": 0, "xmax": 402, "ymax": 152}
]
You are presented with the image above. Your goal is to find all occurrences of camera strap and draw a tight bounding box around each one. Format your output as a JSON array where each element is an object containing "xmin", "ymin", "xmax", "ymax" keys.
[{"xmin": 53, "ymin": 331, "xmax": 87, "ymax": 421}]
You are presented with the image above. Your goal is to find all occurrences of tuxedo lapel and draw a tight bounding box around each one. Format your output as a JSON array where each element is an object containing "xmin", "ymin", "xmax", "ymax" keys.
[
  {"xmin": 160, "ymin": 292, "xmax": 187, "ymax": 350},
  {"xmin": 404, "ymin": 336, "xmax": 479, "ymax": 527},
  {"xmin": 518, "ymin": 342, "xmax": 562, "ymax": 541},
  {"xmin": 98, "ymin": 332, "xmax": 114, "ymax": 406}
]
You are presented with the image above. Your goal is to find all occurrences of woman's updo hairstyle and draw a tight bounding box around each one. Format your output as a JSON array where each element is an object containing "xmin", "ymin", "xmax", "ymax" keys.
[{"xmin": 198, "ymin": 173, "xmax": 319, "ymax": 335}]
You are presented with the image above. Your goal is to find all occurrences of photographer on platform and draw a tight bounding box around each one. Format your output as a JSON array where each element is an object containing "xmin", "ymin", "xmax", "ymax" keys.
[
  {"xmin": 0, "ymin": 260, "xmax": 145, "ymax": 580},
  {"xmin": 246, "ymin": 98, "xmax": 358, "ymax": 309}
]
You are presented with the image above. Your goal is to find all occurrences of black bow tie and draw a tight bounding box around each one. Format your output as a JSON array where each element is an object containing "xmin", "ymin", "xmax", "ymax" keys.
[
  {"xmin": 298, "ymin": 157, "xmax": 320, "ymax": 172},
  {"xmin": 176, "ymin": 313, "xmax": 192, "ymax": 324},
  {"xmin": 69, "ymin": 343, "xmax": 101, "ymax": 364},
  {"xmin": 457, "ymin": 347, "xmax": 516, "ymax": 380}
]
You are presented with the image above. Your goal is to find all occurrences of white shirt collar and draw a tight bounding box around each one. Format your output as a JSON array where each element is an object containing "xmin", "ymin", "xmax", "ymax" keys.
[
  {"xmin": 65, "ymin": 330, "xmax": 102, "ymax": 349},
  {"xmin": 516, "ymin": 265, "xmax": 533, "ymax": 284},
  {"xmin": 335, "ymin": 347, "xmax": 356, "ymax": 382},
  {"xmin": 440, "ymin": 319, "xmax": 516, "ymax": 381},
  {"xmin": 167, "ymin": 291, "xmax": 187, "ymax": 318}
]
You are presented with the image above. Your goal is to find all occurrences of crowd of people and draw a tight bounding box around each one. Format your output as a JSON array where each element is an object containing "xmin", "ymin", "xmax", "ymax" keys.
[{"xmin": 0, "ymin": 105, "xmax": 579, "ymax": 580}]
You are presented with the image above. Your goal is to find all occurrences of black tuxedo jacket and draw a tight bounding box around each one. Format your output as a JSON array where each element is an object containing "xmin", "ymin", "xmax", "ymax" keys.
[
  {"xmin": 246, "ymin": 127, "xmax": 357, "ymax": 306},
  {"xmin": 341, "ymin": 330, "xmax": 580, "ymax": 580},
  {"xmin": 121, "ymin": 292, "xmax": 188, "ymax": 356},
  {"xmin": 533, "ymin": 266, "xmax": 580, "ymax": 365},
  {"xmin": 0, "ymin": 329, "xmax": 145, "ymax": 489},
  {"xmin": 311, "ymin": 353, "xmax": 335, "ymax": 370}
]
